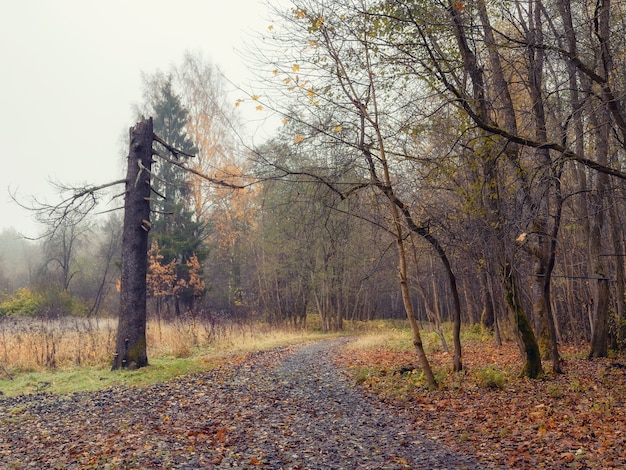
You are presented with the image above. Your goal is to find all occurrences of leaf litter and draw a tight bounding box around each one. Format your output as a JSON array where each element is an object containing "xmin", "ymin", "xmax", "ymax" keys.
[
  {"xmin": 334, "ymin": 339, "xmax": 626, "ymax": 469},
  {"xmin": 0, "ymin": 339, "xmax": 481, "ymax": 469}
]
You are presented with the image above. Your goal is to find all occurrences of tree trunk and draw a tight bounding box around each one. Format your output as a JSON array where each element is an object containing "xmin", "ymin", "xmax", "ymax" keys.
[
  {"xmin": 584, "ymin": 0, "xmax": 613, "ymax": 360},
  {"xmin": 375, "ymin": 153, "xmax": 438, "ymax": 387},
  {"xmin": 608, "ymin": 196, "xmax": 626, "ymax": 348},
  {"xmin": 587, "ymin": 100, "xmax": 611, "ymax": 357},
  {"xmin": 503, "ymin": 263, "xmax": 543, "ymax": 378},
  {"xmin": 480, "ymin": 270, "xmax": 495, "ymax": 330},
  {"xmin": 416, "ymin": 279, "xmax": 449, "ymax": 353},
  {"xmin": 396, "ymin": 229, "xmax": 438, "ymax": 389},
  {"xmin": 542, "ymin": 165, "xmax": 565, "ymax": 373},
  {"xmin": 112, "ymin": 118, "xmax": 154, "ymax": 370},
  {"xmin": 525, "ymin": 0, "xmax": 561, "ymax": 371},
  {"xmin": 589, "ymin": 276, "xmax": 610, "ymax": 358}
]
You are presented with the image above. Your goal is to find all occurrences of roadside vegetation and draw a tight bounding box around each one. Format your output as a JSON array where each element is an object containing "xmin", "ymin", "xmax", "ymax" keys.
[
  {"xmin": 0, "ymin": 314, "xmax": 336, "ymax": 397},
  {"xmin": 337, "ymin": 325, "xmax": 626, "ymax": 468}
]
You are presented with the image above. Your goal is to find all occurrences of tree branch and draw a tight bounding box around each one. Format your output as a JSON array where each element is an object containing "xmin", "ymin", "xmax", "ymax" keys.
[
  {"xmin": 152, "ymin": 133, "xmax": 196, "ymax": 159},
  {"xmin": 152, "ymin": 149, "xmax": 244, "ymax": 189}
]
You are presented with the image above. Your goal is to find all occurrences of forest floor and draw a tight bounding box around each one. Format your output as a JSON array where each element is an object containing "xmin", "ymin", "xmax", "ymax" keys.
[
  {"xmin": 0, "ymin": 338, "xmax": 480, "ymax": 469},
  {"xmin": 0, "ymin": 332, "xmax": 624, "ymax": 469},
  {"xmin": 335, "ymin": 334, "xmax": 626, "ymax": 469}
]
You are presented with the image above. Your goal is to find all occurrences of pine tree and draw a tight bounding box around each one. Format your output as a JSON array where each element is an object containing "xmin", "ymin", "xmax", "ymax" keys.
[{"xmin": 144, "ymin": 77, "xmax": 207, "ymax": 316}]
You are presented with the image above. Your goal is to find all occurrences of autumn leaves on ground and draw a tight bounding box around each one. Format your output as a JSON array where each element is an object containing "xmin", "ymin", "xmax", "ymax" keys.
[
  {"xmin": 337, "ymin": 328, "xmax": 626, "ymax": 469},
  {"xmin": 1, "ymin": 318, "xmax": 625, "ymax": 469}
]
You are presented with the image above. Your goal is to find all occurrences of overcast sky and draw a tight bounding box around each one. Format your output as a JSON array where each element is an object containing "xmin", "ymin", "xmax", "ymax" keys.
[{"xmin": 0, "ymin": 0, "xmax": 284, "ymax": 237}]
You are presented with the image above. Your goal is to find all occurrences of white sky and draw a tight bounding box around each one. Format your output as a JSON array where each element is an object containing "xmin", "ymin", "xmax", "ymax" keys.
[{"xmin": 0, "ymin": 0, "xmax": 285, "ymax": 237}]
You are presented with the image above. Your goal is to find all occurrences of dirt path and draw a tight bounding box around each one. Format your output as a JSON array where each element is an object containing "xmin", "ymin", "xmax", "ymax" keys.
[{"xmin": 0, "ymin": 339, "xmax": 483, "ymax": 469}]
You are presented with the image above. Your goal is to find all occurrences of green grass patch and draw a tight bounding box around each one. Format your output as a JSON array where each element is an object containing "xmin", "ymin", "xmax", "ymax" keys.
[
  {"xmin": 460, "ymin": 323, "xmax": 494, "ymax": 342},
  {"xmin": 0, "ymin": 355, "xmax": 212, "ymax": 397},
  {"xmin": 0, "ymin": 318, "xmax": 480, "ymax": 398},
  {"xmin": 475, "ymin": 365, "xmax": 507, "ymax": 389},
  {"xmin": 354, "ymin": 366, "xmax": 382, "ymax": 385}
]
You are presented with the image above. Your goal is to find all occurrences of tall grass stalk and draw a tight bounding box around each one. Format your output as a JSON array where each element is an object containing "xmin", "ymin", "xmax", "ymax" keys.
[{"xmin": 0, "ymin": 314, "xmax": 341, "ymax": 396}]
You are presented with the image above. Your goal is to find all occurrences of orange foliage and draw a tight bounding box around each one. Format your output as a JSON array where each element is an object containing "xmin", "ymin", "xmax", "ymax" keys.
[
  {"xmin": 186, "ymin": 253, "xmax": 205, "ymax": 299},
  {"xmin": 147, "ymin": 241, "xmax": 205, "ymax": 302},
  {"xmin": 147, "ymin": 241, "xmax": 179, "ymax": 298}
]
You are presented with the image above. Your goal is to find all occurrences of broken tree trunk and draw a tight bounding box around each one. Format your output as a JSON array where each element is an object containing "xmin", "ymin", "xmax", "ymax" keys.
[{"xmin": 112, "ymin": 118, "xmax": 154, "ymax": 370}]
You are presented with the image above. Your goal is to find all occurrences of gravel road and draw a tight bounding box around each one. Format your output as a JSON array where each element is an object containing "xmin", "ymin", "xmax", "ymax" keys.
[{"xmin": 0, "ymin": 339, "xmax": 483, "ymax": 469}]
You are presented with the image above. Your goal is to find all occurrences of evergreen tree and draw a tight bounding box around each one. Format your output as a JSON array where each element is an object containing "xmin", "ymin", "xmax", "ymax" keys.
[
  {"xmin": 143, "ymin": 76, "xmax": 207, "ymax": 315},
  {"xmin": 148, "ymin": 77, "xmax": 197, "ymax": 231}
]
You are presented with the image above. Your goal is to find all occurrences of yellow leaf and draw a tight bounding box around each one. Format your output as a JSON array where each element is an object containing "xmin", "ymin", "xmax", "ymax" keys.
[
  {"xmin": 234, "ymin": 99, "xmax": 243, "ymax": 108},
  {"xmin": 307, "ymin": 88, "xmax": 315, "ymax": 97},
  {"xmin": 267, "ymin": 24, "xmax": 274, "ymax": 30},
  {"xmin": 272, "ymin": 69, "xmax": 279, "ymax": 75},
  {"xmin": 282, "ymin": 118, "xmax": 289, "ymax": 125},
  {"xmin": 256, "ymin": 105, "xmax": 263, "ymax": 111},
  {"xmin": 292, "ymin": 64, "xmax": 300, "ymax": 72},
  {"xmin": 251, "ymin": 94, "xmax": 260, "ymax": 101},
  {"xmin": 295, "ymin": 9, "xmax": 305, "ymax": 19},
  {"xmin": 284, "ymin": 77, "xmax": 291, "ymax": 84},
  {"xmin": 294, "ymin": 134, "xmax": 304, "ymax": 143},
  {"xmin": 333, "ymin": 125, "xmax": 342, "ymax": 132}
]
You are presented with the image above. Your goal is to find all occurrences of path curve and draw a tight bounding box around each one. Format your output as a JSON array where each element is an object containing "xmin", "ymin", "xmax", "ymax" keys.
[{"xmin": 0, "ymin": 339, "xmax": 482, "ymax": 469}]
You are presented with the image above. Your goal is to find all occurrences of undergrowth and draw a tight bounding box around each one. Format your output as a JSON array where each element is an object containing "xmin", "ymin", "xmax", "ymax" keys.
[
  {"xmin": 0, "ymin": 314, "xmax": 343, "ymax": 397},
  {"xmin": 337, "ymin": 324, "xmax": 626, "ymax": 469}
]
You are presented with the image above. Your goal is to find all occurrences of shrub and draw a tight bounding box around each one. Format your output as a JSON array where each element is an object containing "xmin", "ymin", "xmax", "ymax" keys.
[
  {"xmin": 462, "ymin": 323, "xmax": 492, "ymax": 342},
  {"xmin": 547, "ymin": 384, "xmax": 563, "ymax": 399},
  {"xmin": 37, "ymin": 287, "xmax": 87, "ymax": 317},
  {"xmin": 0, "ymin": 287, "xmax": 88, "ymax": 318},
  {"xmin": 0, "ymin": 288, "xmax": 43, "ymax": 316},
  {"xmin": 354, "ymin": 367, "xmax": 380, "ymax": 384},
  {"xmin": 476, "ymin": 365, "xmax": 506, "ymax": 389}
]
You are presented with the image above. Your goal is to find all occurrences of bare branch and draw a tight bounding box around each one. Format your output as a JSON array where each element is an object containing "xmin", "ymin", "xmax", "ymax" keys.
[
  {"xmin": 10, "ymin": 179, "xmax": 126, "ymax": 239},
  {"xmin": 152, "ymin": 133, "xmax": 196, "ymax": 159},
  {"xmin": 153, "ymin": 149, "xmax": 245, "ymax": 189}
]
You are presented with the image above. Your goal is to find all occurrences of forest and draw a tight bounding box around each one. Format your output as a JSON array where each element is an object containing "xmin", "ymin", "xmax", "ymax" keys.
[
  {"xmin": 3, "ymin": 1, "xmax": 626, "ymax": 466},
  {"xmin": 1, "ymin": 0, "xmax": 626, "ymax": 385}
]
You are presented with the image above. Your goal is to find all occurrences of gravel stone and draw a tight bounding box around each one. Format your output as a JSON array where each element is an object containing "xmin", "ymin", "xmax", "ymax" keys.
[{"xmin": 0, "ymin": 339, "xmax": 484, "ymax": 469}]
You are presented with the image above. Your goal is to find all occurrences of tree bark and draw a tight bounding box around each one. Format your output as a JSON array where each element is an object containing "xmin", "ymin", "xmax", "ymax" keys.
[
  {"xmin": 608, "ymin": 194, "xmax": 626, "ymax": 348},
  {"xmin": 112, "ymin": 118, "xmax": 154, "ymax": 370},
  {"xmin": 588, "ymin": 0, "xmax": 612, "ymax": 359},
  {"xmin": 396, "ymin": 225, "xmax": 438, "ymax": 389},
  {"xmin": 447, "ymin": 0, "xmax": 545, "ymax": 378},
  {"xmin": 503, "ymin": 263, "xmax": 544, "ymax": 378}
]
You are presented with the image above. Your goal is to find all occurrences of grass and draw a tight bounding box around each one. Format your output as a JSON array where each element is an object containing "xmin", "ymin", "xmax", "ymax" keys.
[
  {"xmin": 1, "ymin": 356, "xmax": 211, "ymax": 397},
  {"xmin": 5, "ymin": 317, "xmax": 623, "ymax": 467},
  {"xmin": 0, "ymin": 317, "xmax": 495, "ymax": 397},
  {"xmin": 0, "ymin": 314, "xmax": 340, "ymax": 397},
  {"xmin": 339, "ymin": 323, "xmax": 521, "ymax": 391}
]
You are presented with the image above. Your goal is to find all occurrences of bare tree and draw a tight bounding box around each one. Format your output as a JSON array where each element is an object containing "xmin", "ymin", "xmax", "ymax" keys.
[
  {"xmin": 251, "ymin": 0, "xmax": 476, "ymax": 385},
  {"xmin": 17, "ymin": 113, "xmax": 242, "ymax": 370},
  {"xmin": 111, "ymin": 119, "xmax": 154, "ymax": 369}
]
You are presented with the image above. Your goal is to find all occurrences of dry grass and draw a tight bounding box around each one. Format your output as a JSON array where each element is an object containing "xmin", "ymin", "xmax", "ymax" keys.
[
  {"xmin": 0, "ymin": 316, "xmax": 117, "ymax": 374},
  {"xmin": 0, "ymin": 315, "xmax": 331, "ymax": 379}
]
